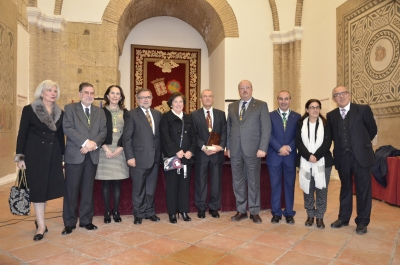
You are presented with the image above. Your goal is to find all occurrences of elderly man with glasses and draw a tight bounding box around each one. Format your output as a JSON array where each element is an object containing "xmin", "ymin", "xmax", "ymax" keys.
[{"xmin": 327, "ymin": 86, "xmax": 377, "ymax": 235}]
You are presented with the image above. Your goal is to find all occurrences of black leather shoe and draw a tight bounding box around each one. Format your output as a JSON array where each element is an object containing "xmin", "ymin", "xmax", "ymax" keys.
[
  {"xmin": 178, "ymin": 212, "xmax": 191, "ymax": 221},
  {"xmin": 169, "ymin": 214, "xmax": 177, "ymax": 224},
  {"xmin": 62, "ymin": 226, "xmax": 76, "ymax": 235},
  {"xmin": 209, "ymin": 209, "xmax": 220, "ymax": 218},
  {"xmin": 145, "ymin": 215, "xmax": 160, "ymax": 222},
  {"xmin": 250, "ymin": 214, "xmax": 262, "ymax": 224},
  {"xmin": 197, "ymin": 211, "xmax": 206, "ymax": 219},
  {"xmin": 34, "ymin": 221, "xmax": 48, "ymax": 232},
  {"xmin": 112, "ymin": 210, "xmax": 122, "ymax": 222},
  {"xmin": 134, "ymin": 217, "xmax": 143, "ymax": 225},
  {"xmin": 79, "ymin": 223, "xmax": 98, "ymax": 230},
  {"xmin": 231, "ymin": 212, "xmax": 248, "ymax": 221},
  {"xmin": 316, "ymin": 218, "xmax": 325, "ymax": 229},
  {"xmin": 33, "ymin": 233, "xmax": 44, "ymax": 241},
  {"xmin": 356, "ymin": 225, "xmax": 367, "ymax": 235},
  {"xmin": 305, "ymin": 217, "xmax": 314, "ymax": 227},
  {"xmin": 331, "ymin": 219, "xmax": 349, "ymax": 228},
  {"xmin": 271, "ymin": 215, "xmax": 282, "ymax": 224},
  {"xmin": 104, "ymin": 212, "xmax": 111, "ymax": 223},
  {"xmin": 286, "ymin": 216, "xmax": 295, "ymax": 224}
]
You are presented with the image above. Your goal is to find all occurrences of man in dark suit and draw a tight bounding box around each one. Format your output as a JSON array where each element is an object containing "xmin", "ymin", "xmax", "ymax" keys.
[
  {"xmin": 62, "ymin": 82, "xmax": 107, "ymax": 235},
  {"xmin": 327, "ymin": 86, "xmax": 377, "ymax": 235},
  {"xmin": 227, "ymin": 80, "xmax": 271, "ymax": 223},
  {"xmin": 191, "ymin": 89, "xmax": 227, "ymax": 219},
  {"xmin": 266, "ymin": 90, "xmax": 300, "ymax": 224},
  {"xmin": 123, "ymin": 88, "xmax": 162, "ymax": 225}
]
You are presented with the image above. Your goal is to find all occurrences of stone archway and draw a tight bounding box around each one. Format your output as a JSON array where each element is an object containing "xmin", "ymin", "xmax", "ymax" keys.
[{"xmin": 102, "ymin": 0, "xmax": 239, "ymax": 56}]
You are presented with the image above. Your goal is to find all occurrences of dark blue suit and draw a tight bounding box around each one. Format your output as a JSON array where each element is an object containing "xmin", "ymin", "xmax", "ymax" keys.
[{"xmin": 266, "ymin": 109, "xmax": 300, "ymax": 217}]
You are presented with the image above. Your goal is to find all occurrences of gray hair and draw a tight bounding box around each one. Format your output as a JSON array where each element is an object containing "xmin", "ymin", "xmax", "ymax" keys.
[{"xmin": 33, "ymin": 80, "xmax": 61, "ymax": 100}]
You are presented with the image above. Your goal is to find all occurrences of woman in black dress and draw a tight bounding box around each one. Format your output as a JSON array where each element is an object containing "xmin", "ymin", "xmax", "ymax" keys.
[
  {"xmin": 160, "ymin": 92, "xmax": 197, "ymax": 223},
  {"xmin": 15, "ymin": 80, "xmax": 65, "ymax": 241}
]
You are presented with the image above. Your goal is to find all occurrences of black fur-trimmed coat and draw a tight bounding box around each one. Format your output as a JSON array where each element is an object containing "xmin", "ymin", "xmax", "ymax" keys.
[{"xmin": 15, "ymin": 99, "xmax": 65, "ymax": 202}]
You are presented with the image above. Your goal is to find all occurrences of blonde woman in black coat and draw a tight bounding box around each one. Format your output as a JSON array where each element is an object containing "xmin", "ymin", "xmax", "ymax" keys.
[
  {"xmin": 15, "ymin": 80, "xmax": 65, "ymax": 241},
  {"xmin": 160, "ymin": 92, "xmax": 197, "ymax": 223}
]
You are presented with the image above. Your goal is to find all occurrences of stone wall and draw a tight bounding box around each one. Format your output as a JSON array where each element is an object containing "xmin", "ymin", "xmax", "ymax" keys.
[{"xmin": 0, "ymin": 0, "xmax": 18, "ymax": 177}]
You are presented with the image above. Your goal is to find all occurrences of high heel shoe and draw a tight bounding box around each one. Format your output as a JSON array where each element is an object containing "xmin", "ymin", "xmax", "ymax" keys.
[
  {"xmin": 104, "ymin": 212, "xmax": 111, "ymax": 223},
  {"xmin": 34, "ymin": 220, "xmax": 48, "ymax": 232},
  {"xmin": 112, "ymin": 210, "xmax": 122, "ymax": 222},
  {"xmin": 169, "ymin": 214, "xmax": 177, "ymax": 224},
  {"xmin": 177, "ymin": 212, "xmax": 191, "ymax": 222}
]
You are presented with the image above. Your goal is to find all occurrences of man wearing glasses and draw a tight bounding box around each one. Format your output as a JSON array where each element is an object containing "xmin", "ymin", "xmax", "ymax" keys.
[
  {"xmin": 266, "ymin": 90, "xmax": 300, "ymax": 225},
  {"xmin": 227, "ymin": 80, "xmax": 271, "ymax": 223},
  {"xmin": 123, "ymin": 88, "xmax": 162, "ymax": 225},
  {"xmin": 62, "ymin": 82, "xmax": 107, "ymax": 235},
  {"xmin": 327, "ymin": 86, "xmax": 377, "ymax": 235}
]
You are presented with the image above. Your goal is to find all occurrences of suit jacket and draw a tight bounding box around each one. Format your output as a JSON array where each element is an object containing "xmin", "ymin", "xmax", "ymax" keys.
[
  {"xmin": 227, "ymin": 98, "xmax": 271, "ymax": 157},
  {"xmin": 160, "ymin": 111, "xmax": 197, "ymax": 164},
  {"xmin": 295, "ymin": 118, "xmax": 334, "ymax": 168},
  {"xmin": 327, "ymin": 103, "xmax": 377, "ymax": 169},
  {"xmin": 191, "ymin": 107, "xmax": 227, "ymax": 164},
  {"xmin": 123, "ymin": 107, "xmax": 162, "ymax": 169},
  {"xmin": 266, "ymin": 110, "xmax": 300, "ymax": 167},
  {"xmin": 63, "ymin": 102, "xmax": 107, "ymax": 164}
]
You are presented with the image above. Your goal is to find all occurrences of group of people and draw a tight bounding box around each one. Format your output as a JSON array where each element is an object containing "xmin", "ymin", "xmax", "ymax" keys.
[{"xmin": 15, "ymin": 79, "xmax": 377, "ymax": 241}]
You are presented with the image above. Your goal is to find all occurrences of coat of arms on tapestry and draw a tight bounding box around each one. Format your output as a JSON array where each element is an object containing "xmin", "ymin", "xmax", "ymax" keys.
[{"xmin": 131, "ymin": 45, "xmax": 201, "ymax": 113}]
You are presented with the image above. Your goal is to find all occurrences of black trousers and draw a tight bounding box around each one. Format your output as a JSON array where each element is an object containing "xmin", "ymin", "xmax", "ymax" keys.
[
  {"xmin": 63, "ymin": 154, "xmax": 97, "ymax": 226},
  {"xmin": 337, "ymin": 151, "xmax": 372, "ymax": 226},
  {"xmin": 164, "ymin": 164, "xmax": 192, "ymax": 214},
  {"xmin": 194, "ymin": 161, "xmax": 223, "ymax": 212}
]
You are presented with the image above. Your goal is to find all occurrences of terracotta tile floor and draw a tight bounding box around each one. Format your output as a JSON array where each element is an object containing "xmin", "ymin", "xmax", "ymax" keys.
[{"xmin": 1, "ymin": 180, "xmax": 400, "ymax": 264}]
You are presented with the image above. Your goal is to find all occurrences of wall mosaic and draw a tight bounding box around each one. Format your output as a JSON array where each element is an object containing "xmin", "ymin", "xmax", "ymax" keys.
[{"xmin": 337, "ymin": 0, "xmax": 400, "ymax": 118}]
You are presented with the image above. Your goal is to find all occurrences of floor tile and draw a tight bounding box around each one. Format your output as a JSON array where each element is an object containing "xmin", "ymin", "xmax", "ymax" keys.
[
  {"xmin": 197, "ymin": 234, "xmax": 245, "ymax": 253},
  {"xmin": 8, "ymin": 241, "xmax": 65, "ymax": 263},
  {"xmin": 169, "ymin": 245, "xmax": 224, "ymax": 265},
  {"xmin": 336, "ymin": 247, "xmax": 391, "ymax": 264},
  {"xmin": 108, "ymin": 230, "xmax": 157, "ymax": 246},
  {"xmin": 102, "ymin": 247, "xmax": 160, "ymax": 265},
  {"xmin": 137, "ymin": 237, "xmax": 190, "ymax": 255},
  {"xmin": 275, "ymin": 250, "xmax": 331, "ymax": 265},
  {"xmin": 213, "ymin": 254, "xmax": 267, "ymax": 265},
  {"xmin": 219, "ymin": 225, "xmax": 262, "ymax": 241},
  {"xmin": 232, "ymin": 242, "xmax": 285, "ymax": 263},
  {"xmin": 166, "ymin": 227, "xmax": 211, "ymax": 243},
  {"xmin": 291, "ymin": 239, "xmax": 341, "ymax": 259},
  {"xmin": 28, "ymin": 250, "xmax": 92, "ymax": 265},
  {"xmin": 252, "ymin": 231, "xmax": 299, "ymax": 249},
  {"xmin": 75, "ymin": 239, "xmax": 129, "ymax": 259}
]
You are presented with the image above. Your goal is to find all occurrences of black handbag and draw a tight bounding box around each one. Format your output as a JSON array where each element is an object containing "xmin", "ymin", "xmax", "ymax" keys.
[
  {"xmin": 163, "ymin": 119, "xmax": 184, "ymax": 172},
  {"xmin": 9, "ymin": 169, "xmax": 30, "ymax": 216}
]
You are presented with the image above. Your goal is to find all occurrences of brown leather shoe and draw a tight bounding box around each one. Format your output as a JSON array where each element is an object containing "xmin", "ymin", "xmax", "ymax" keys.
[
  {"xmin": 250, "ymin": 214, "xmax": 262, "ymax": 224},
  {"xmin": 231, "ymin": 212, "xmax": 248, "ymax": 221},
  {"xmin": 305, "ymin": 217, "xmax": 314, "ymax": 227},
  {"xmin": 316, "ymin": 218, "xmax": 325, "ymax": 229}
]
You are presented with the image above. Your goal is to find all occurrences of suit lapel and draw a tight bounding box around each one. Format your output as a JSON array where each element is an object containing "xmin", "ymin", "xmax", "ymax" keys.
[
  {"xmin": 273, "ymin": 110, "xmax": 284, "ymax": 131},
  {"xmin": 77, "ymin": 103, "xmax": 90, "ymax": 130},
  {"xmin": 212, "ymin": 109, "xmax": 219, "ymax": 132},
  {"xmin": 150, "ymin": 109, "xmax": 158, "ymax": 136},
  {"xmin": 89, "ymin": 105, "xmax": 98, "ymax": 131},
  {"xmin": 233, "ymin": 101, "xmax": 240, "ymax": 122},
  {"xmin": 348, "ymin": 103, "xmax": 356, "ymax": 130}
]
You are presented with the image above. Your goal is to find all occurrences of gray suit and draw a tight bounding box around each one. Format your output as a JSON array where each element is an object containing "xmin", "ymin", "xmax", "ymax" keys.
[
  {"xmin": 63, "ymin": 102, "xmax": 107, "ymax": 226},
  {"xmin": 123, "ymin": 107, "xmax": 162, "ymax": 218},
  {"xmin": 227, "ymin": 98, "xmax": 271, "ymax": 214}
]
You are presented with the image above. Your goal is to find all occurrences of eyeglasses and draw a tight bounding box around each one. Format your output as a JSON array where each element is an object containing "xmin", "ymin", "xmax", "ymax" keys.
[
  {"xmin": 138, "ymin": 96, "xmax": 152, "ymax": 100},
  {"xmin": 81, "ymin": 91, "xmax": 95, "ymax": 96},
  {"xmin": 308, "ymin": 106, "xmax": 321, "ymax": 110},
  {"xmin": 240, "ymin": 86, "xmax": 251, "ymax": 90},
  {"xmin": 333, "ymin": 91, "xmax": 349, "ymax": 98}
]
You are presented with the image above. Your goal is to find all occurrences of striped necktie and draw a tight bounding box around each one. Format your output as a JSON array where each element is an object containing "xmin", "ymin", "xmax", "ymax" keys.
[
  {"xmin": 146, "ymin": 110, "xmax": 153, "ymax": 134},
  {"xmin": 239, "ymin": 101, "xmax": 247, "ymax": 121},
  {"xmin": 282, "ymin": 112, "xmax": 287, "ymax": 131}
]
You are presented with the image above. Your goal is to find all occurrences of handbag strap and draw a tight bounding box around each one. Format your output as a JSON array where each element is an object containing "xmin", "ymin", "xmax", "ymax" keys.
[
  {"xmin": 179, "ymin": 119, "xmax": 184, "ymax": 148},
  {"xmin": 15, "ymin": 169, "xmax": 28, "ymax": 189}
]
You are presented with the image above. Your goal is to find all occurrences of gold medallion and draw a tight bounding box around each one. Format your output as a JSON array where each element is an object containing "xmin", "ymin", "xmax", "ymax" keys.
[
  {"xmin": 113, "ymin": 127, "xmax": 118, "ymax": 133},
  {"xmin": 208, "ymin": 128, "xmax": 212, "ymax": 132}
]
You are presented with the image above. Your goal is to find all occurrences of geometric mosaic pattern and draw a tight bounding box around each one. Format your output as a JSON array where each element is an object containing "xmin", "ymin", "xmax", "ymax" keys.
[{"xmin": 337, "ymin": 0, "xmax": 400, "ymax": 117}]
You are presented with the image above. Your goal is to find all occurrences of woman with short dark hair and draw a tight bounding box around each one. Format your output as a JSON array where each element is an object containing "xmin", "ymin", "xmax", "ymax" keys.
[
  {"xmin": 160, "ymin": 92, "xmax": 197, "ymax": 223},
  {"xmin": 296, "ymin": 99, "xmax": 334, "ymax": 229}
]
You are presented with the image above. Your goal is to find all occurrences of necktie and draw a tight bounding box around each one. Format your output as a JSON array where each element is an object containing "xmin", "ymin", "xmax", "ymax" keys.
[
  {"xmin": 240, "ymin": 101, "xmax": 247, "ymax": 121},
  {"xmin": 206, "ymin": 110, "xmax": 212, "ymax": 132},
  {"xmin": 85, "ymin": 108, "xmax": 90, "ymax": 126},
  {"xmin": 282, "ymin": 112, "xmax": 287, "ymax": 131},
  {"xmin": 146, "ymin": 110, "xmax": 153, "ymax": 133},
  {"xmin": 341, "ymin": 108, "xmax": 347, "ymax": 119}
]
